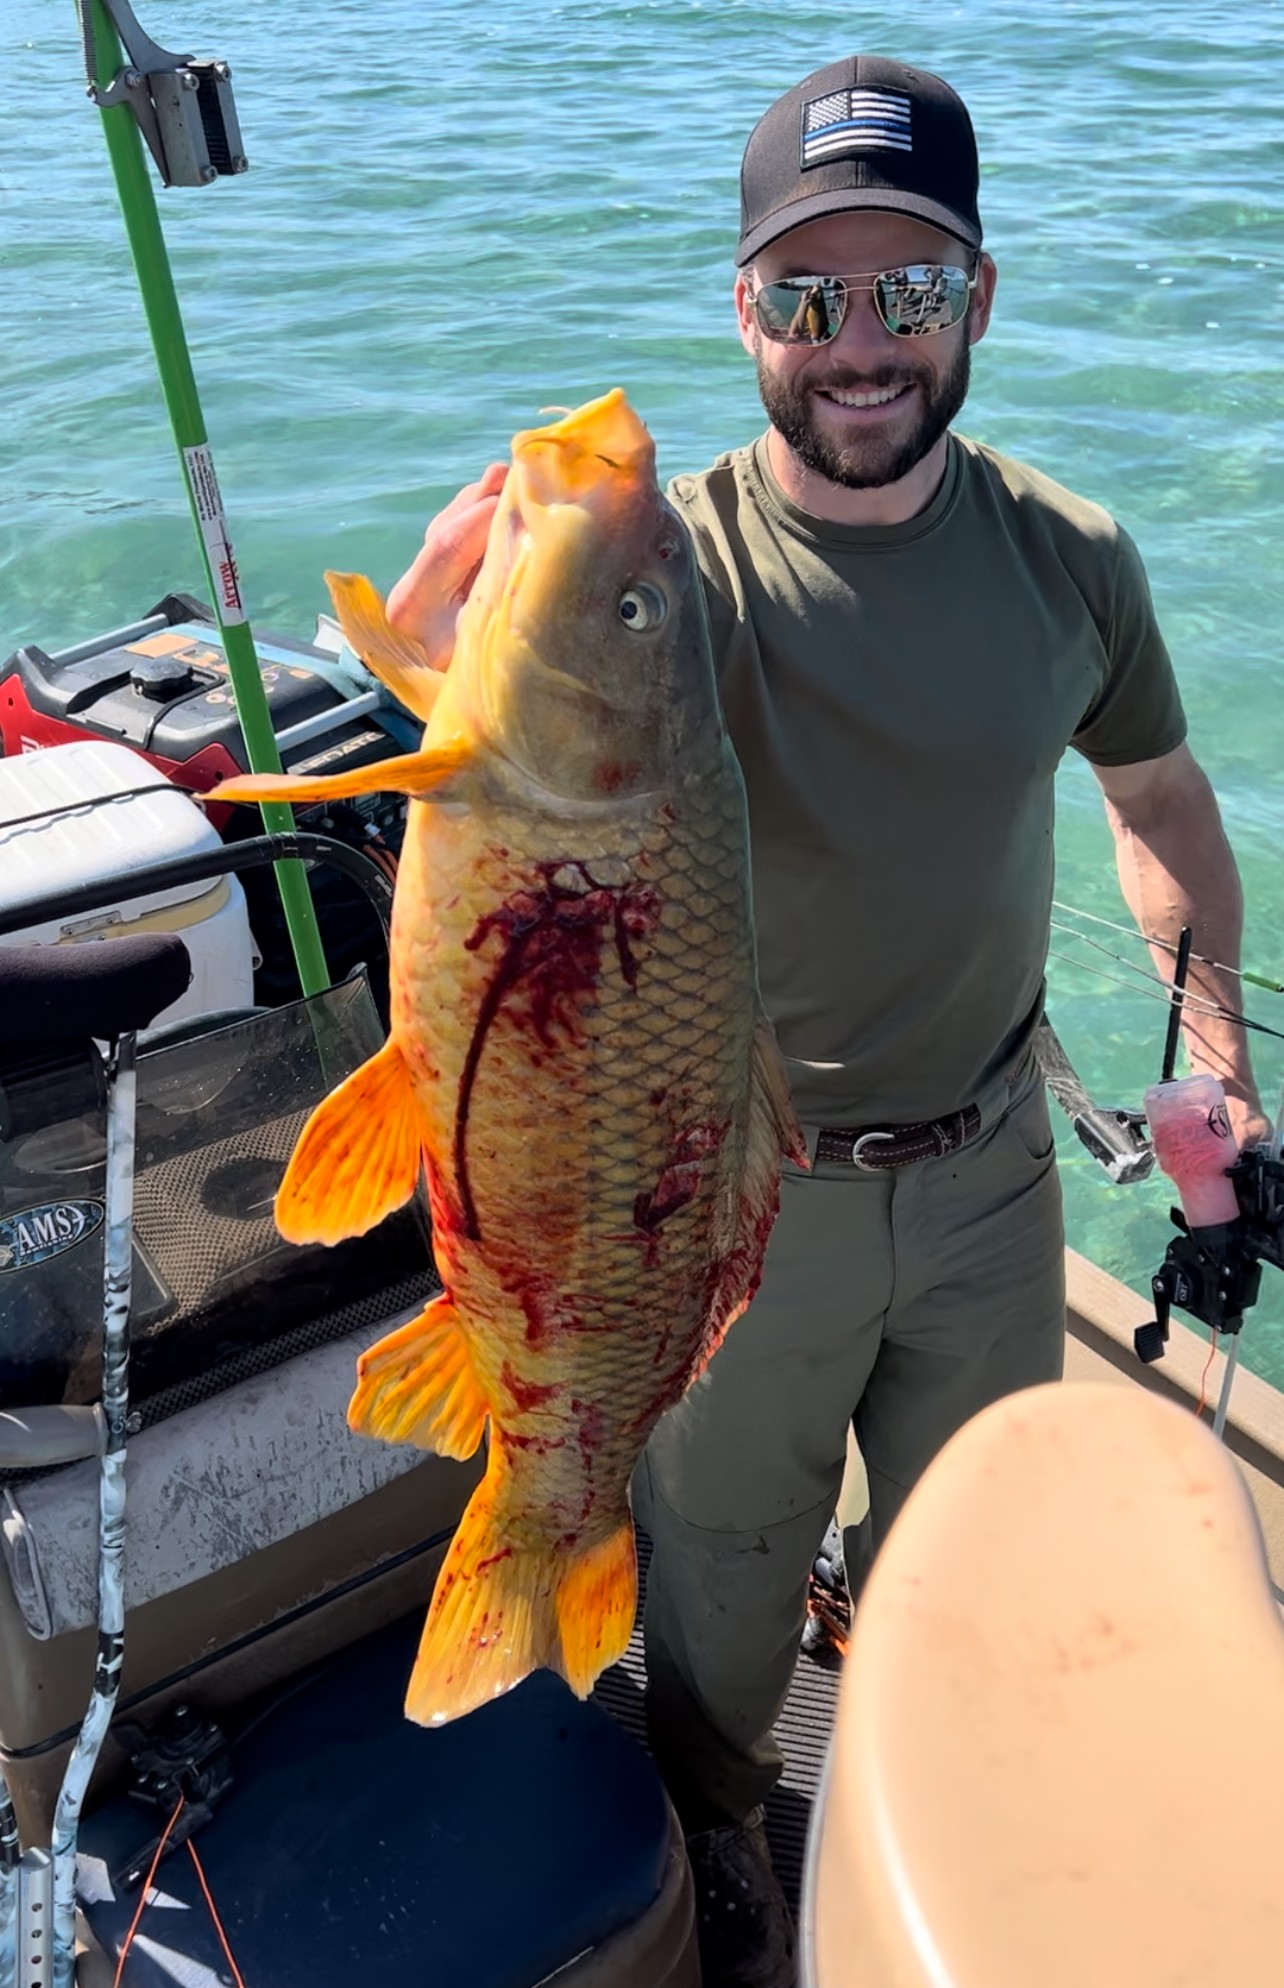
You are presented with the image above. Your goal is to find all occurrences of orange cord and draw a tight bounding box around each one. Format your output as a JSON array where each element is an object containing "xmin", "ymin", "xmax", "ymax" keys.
[
  {"xmin": 806, "ymin": 1577, "xmax": 852, "ymax": 1659},
  {"xmin": 109, "ymin": 1792, "xmax": 250, "ymax": 1988},
  {"xmin": 1194, "ymin": 1326, "xmax": 1219, "ymax": 1422},
  {"xmin": 361, "ymin": 834, "xmax": 399, "ymax": 886},
  {"xmin": 112, "ymin": 1796, "xmax": 185, "ymax": 1988},
  {"xmin": 187, "ymin": 1837, "xmax": 249, "ymax": 1988}
]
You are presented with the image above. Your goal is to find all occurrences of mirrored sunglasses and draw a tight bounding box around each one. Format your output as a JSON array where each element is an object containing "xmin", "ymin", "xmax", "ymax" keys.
[{"xmin": 750, "ymin": 264, "xmax": 976, "ymax": 343}]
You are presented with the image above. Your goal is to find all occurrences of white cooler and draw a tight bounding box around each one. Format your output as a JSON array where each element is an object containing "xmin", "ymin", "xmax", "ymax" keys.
[{"xmin": 0, "ymin": 740, "xmax": 257, "ymax": 1032}]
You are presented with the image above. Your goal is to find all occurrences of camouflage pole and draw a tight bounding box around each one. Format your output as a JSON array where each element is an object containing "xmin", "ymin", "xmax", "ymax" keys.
[
  {"xmin": 48, "ymin": 1035, "xmax": 136, "ymax": 1988},
  {"xmin": 0, "ymin": 1786, "xmax": 16, "ymax": 1988}
]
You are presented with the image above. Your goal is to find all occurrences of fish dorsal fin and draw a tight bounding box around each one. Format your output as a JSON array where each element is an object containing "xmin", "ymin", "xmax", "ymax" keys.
[
  {"xmin": 749, "ymin": 1007, "xmax": 809, "ymax": 1172},
  {"xmin": 693, "ymin": 1009, "xmax": 807, "ymax": 1378},
  {"xmin": 324, "ymin": 569, "xmax": 445, "ymax": 724}
]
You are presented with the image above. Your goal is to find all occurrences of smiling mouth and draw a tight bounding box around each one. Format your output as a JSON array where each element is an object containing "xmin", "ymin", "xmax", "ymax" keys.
[{"xmin": 816, "ymin": 383, "xmax": 913, "ymax": 411}]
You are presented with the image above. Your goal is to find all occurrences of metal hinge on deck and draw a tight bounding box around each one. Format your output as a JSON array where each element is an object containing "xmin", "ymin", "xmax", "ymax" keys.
[{"xmin": 111, "ymin": 1705, "xmax": 233, "ymax": 1892}]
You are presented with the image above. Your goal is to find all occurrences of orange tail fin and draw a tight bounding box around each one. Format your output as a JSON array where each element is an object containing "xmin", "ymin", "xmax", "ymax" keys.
[
  {"xmin": 405, "ymin": 1469, "xmax": 637, "ymax": 1725},
  {"xmin": 276, "ymin": 1037, "xmax": 422, "ymax": 1245}
]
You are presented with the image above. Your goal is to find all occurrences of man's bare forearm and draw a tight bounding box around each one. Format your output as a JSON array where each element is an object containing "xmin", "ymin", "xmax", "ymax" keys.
[{"xmin": 1103, "ymin": 762, "xmax": 1263, "ymax": 1121}]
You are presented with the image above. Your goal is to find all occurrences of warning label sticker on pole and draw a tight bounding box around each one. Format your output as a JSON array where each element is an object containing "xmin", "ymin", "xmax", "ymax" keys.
[{"xmin": 183, "ymin": 443, "xmax": 247, "ymax": 625}]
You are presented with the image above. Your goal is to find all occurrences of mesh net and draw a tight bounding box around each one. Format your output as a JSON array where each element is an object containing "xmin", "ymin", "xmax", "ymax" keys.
[{"xmin": 0, "ymin": 974, "xmax": 436, "ymax": 1435}]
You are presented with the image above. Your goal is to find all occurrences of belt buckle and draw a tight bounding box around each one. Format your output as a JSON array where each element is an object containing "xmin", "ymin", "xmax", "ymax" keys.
[{"xmin": 850, "ymin": 1130, "xmax": 895, "ymax": 1170}]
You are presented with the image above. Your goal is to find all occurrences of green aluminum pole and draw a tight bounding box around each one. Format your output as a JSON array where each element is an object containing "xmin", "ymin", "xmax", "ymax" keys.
[{"xmin": 81, "ymin": 0, "xmax": 328, "ymax": 996}]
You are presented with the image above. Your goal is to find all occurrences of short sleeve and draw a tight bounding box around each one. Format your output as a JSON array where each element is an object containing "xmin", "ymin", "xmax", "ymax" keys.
[
  {"xmin": 1072, "ymin": 527, "xmax": 1188, "ymax": 766},
  {"xmin": 667, "ymin": 473, "xmax": 740, "ymax": 683}
]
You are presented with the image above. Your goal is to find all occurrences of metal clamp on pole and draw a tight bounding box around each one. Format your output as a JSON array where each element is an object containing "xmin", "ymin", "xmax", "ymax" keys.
[
  {"xmin": 79, "ymin": 0, "xmax": 247, "ymax": 187},
  {"xmin": 1033, "ymin": 1017, "xmax": 1154, "ymax": 1185}
]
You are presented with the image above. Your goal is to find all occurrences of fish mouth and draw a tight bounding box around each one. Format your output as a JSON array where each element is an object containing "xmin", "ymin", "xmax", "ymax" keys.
[{"xmin": 509, "ymin": 389, "xmax": 655, "ymax": 518}]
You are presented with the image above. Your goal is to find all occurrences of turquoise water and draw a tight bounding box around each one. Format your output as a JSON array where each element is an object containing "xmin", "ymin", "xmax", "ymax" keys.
[{"xmin": 4, "ymin": 1, "xmax": 1284, "ymax": 1376}]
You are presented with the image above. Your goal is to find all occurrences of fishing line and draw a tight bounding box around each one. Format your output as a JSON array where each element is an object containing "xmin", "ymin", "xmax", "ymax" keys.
[
  {"xmin": 1049, "ymin": 919, "xmax": 1190, "ymax": 995},
  {"xmin": 1046, "ymin": 951, "xmax": 1284, "ymax": 1046},
  {"xmin": 1049, "ymin": 918, "xmax": 1284, "ymax": 1037},
  {"xmin": 1053, "ymin": 899, "xmax": 1284, "ymax": 994},
  {"xmin": 1047, "ymin": 947, "xmax": 1229, "ymax": 1021}
]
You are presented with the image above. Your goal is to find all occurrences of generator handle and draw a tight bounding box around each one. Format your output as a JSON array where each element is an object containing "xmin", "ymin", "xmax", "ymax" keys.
[{"xmin": 0, "ymin": 833, "xmax": 393, "ymax": 945}]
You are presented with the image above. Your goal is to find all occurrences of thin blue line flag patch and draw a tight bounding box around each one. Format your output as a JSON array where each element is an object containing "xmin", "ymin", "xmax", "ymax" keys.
[{"xmin": 801, "ymin": 89, "xmax": 912, "ymax": 167}]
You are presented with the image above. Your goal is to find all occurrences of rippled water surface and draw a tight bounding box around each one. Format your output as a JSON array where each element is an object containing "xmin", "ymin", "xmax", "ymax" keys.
[{"xmin": 4, "ymin": 1, "xmax": 1284, "ymax": 1377}]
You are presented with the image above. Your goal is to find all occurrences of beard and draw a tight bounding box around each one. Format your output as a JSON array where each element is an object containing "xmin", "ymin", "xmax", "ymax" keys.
[{"xmin": 755, "ymin": 336, "xmax": 971, "ymax": 490}]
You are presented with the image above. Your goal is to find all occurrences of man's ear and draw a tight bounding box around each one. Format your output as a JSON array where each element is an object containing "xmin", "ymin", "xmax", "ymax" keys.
[{"xmin": 968, "ymin": 252, "xmax": 997, "ymax": 346}]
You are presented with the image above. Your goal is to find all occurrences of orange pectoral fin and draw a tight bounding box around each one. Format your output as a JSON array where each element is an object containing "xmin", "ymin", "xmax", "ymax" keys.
[
  {"xmin": 348, "ymin": 1292, "xmax": 490, "ymax": 1461},
  {"xmin": 276, "ymin": 1036, "xmax": 423, "ymax": 1245},
  {"xmin": 324, "ymin": 570, "xmax": 446, "ymax": 724},
  {"xmin": 216, "ymin": 736, "xmax": 472, "ymax": 808}
]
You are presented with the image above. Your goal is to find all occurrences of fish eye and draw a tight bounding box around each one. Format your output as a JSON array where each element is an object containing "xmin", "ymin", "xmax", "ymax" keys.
[{"xmin": 618, "ymin": 582, "xmax": 667, "ymax": 632}]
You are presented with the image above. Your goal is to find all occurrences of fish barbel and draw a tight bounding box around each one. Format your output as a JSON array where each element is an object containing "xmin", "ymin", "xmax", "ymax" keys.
[{"xmin": 218, "ymin": 389, "xmax": 805, "ymax": 1723}]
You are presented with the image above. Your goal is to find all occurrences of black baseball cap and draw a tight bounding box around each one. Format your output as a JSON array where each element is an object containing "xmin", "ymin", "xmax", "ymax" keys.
[{"xmin": 737, "ymin": 55, "xmax": 982, "ymax": 266}]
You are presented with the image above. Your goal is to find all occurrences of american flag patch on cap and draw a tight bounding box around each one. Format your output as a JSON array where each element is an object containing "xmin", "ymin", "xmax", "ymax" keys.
[{"xmin": 801, "ymin": 88, "xmax": 912, "ymax": 167}]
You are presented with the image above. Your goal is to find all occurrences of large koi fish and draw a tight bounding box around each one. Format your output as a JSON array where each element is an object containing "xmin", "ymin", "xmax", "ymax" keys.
[{"xmin": 218, "ymin": 390, "xmax": 805, "ymax": 1723}]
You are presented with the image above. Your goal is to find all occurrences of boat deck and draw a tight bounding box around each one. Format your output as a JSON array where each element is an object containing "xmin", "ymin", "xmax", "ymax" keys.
[
  {"xmin": 598, "ymin": 1246, "xmax": 1284, "ymax": 1912},
  {"xmin": 596, "ymin": 1533, "xmax": 838, "ymax": 1914}
]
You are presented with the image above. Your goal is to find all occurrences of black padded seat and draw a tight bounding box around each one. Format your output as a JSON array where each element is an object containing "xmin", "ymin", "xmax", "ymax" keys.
[
  {"xmin": 78, "ymin": 1610, "xmax": 673, "ymax": 1987},
  {"xmin": 0, "ymin": 936, "xmax": 191, "ymax": 1046}
]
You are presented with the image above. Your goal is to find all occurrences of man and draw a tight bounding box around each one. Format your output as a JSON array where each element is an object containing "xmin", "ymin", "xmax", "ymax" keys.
[{"xmin": 389, "ymin": 56, "xmax": 1264, "ymax": 1988}]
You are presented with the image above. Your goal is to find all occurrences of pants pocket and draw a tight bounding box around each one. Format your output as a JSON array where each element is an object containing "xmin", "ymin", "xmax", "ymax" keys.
[{"xmin": 1005, "ymin": 1068, "xmax": 1056, "ymax": 1164}]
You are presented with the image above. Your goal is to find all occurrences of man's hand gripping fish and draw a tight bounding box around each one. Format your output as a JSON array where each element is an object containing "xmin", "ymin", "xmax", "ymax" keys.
[{"xmin": 218, "ymin": 390, "xmax": 806, "ymax": 1724}]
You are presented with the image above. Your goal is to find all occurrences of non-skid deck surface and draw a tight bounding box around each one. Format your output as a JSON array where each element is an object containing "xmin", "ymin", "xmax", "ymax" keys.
[{"xmin": 594, "ymin": 1534, "xmax": 842, "ymax": 1912}]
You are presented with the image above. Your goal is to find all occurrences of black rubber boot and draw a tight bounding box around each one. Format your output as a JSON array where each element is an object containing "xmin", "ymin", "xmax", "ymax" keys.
[{"xmin": 685, "ymin": 1805, "xmax": 797, "ymax": 1988}]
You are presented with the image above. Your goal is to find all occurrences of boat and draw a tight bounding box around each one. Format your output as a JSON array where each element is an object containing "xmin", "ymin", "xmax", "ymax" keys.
[{"xmin": 2, "ymin": 634, "xmax": 1283, "ymax": 1983}]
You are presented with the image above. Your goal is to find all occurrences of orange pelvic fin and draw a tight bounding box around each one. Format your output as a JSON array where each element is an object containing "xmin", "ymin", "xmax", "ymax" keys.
[
  {"xmin": 404, "ymin": 1481, "xmax": 636, "ymax": 1725},
  {"xmin": 324, "ymin": 570, "xmax": 444, "ymax": 724},
  {"xmin": 275, "ymin": 1036, "xmax": 423, "ymax": 1245},
  {"xmin": 215, "ymin": 736, "xmax": 472, "ymax": 808},
  {"xmin": 347, "ymin": 1292, "xmax": 489, "ymax": 1461}
]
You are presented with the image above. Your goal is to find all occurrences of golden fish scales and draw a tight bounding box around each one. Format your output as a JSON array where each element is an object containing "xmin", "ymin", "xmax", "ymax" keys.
[
  {"xmin": 216, "ymin": 389, "xmax": 805, "ymax": 1724},
  {"xmin": 403, "ymin": 769, "xmax": 758, "ymax": 1507}
]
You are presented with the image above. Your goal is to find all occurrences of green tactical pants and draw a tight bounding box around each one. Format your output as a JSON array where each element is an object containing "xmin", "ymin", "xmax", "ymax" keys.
[{"xmin": 635, "ymin": 1056, "xmax": 1066, "ymax": 1831}]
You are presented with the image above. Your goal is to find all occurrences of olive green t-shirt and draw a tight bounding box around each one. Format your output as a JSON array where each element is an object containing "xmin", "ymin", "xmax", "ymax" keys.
[{"xmin": 667, "ymin": 433, "xmax": 1187, "ymax": 1126}]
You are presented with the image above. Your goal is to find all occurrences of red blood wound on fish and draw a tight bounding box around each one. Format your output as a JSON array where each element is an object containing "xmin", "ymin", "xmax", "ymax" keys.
[
  {"xmin": 573, "ymin": 1397, "xmax": 605, "ymax": 1467},
  {"xmin": 501, "ymin": 1362, "xmax": 562, "ymax": 1411},
  {"xmin": 515, "ymin": 1278, "xmax": 559, "ymax": 1348},
  {"xmin": 633, "ymin": 1167, "xmax": 700, "ymax": 1233},
  {"xmin": 474, "ymin": 1548, "xmax": 513, "ymax": 1574},
  {"xmin": 502, "ymin": 1270, "xmax": 609, "ymax": 1347},
  {"xmin": 633, "ymin": 1122, "xmax": 727, "ymax": 1233},
  {"xmin": 593, "ymin": 760, "xmax": 641, "ymax": 795},
  {"xmin": 452, "ymin": 865, "xmax": 660, "ymax": 1239},
  {"xmin": 507, "ymin": 1430, "xmax": 568, "ymax": 1455}
]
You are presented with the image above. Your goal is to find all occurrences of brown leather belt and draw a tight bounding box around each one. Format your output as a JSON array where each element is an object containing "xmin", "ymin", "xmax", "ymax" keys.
[{"xmin": 813, "ymin": 1103, "xmax": 983, "ymax": 1171}]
